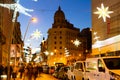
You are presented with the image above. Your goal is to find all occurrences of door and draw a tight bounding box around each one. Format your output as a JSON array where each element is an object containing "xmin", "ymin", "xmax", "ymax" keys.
[{"xmin": 73, "ymin": 62, "xmax": 84, "ymax": 80}]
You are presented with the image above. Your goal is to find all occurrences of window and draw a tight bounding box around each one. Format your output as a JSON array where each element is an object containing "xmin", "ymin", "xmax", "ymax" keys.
[
  {"xmin": 54, "ymin": 36, "xmax": 56, "ymax": 39},
  {"xmin": 54, "ymin": 31, "xmax": 56, "ymax": 34},
  {"xmin": 60, "ymin": 41, "xmax": 62, "ymax": 44},
  {"xmin": 60, "ymin": 52, "xmax": 62, "ymax": 55},
  {"xmin": 75, "ymin": 63, "xmax": 83, "ymax": 71},
  {"xmin": 60, "ymin": 31, "xmax": 62, "ymax": 34},
  {"xmin": 54, "ymin": 41, "xmax": 56, "ymax": 44},
  {"xmin": 60, "ymin": 36, "xmax": 62, "ymax": 39},
  {"xmin": 98, "ymin": 59, "xmax": 105, "ymax": 69},
  {"xmin": 86, "ymin": 61, "xmax": 97, "ymax": 71},
  {"xmin": 60, "ymin": 46, "xmax": 62, "ymax": 49}
]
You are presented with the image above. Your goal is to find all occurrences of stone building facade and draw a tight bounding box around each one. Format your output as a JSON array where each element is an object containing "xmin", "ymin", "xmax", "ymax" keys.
[
  {"xmin": 47, "ymin": 7, "xmax": 85, "ymax": 65},
  {"xmin": 0, "ymin": 0, "xmax": 23, "ymax": 65}
]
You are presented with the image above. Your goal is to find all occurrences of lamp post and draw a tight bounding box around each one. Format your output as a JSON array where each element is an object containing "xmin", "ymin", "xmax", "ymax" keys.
[
  {"xmin": 23, "ymin": 17, "xmax": 37, "ymax": 41},
  {"xmin": 21, "ymin": 17, "xmax": 37, "ymax": 64}
]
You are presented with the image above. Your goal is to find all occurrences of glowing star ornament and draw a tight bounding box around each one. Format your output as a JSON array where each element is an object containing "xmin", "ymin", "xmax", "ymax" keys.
[
  {"xmin": 73, "ymin": 39, "xmax": 81, "ymax": 47},
  {"xmin": 33, "ymin": 0, "xmax": 38, "ymax": 1},
  {"xmin": 31, "ymin": 29, "xmax": 42, "ymax": 40},
  {"xmin": 0, "ymin": 0, "xmax": 33, "ymax": 22},
  {"xmin": 94, "ymin": 3, "xmax": 113, "ymax": 22},
  {"xmin": 44, "ymin": 51, "xmax": 49, "ymax": 56}
]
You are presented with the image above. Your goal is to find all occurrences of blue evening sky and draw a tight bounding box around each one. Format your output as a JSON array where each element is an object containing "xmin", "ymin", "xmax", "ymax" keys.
[{"xmin": 18, "ymin": 0, "xmax": 91, "ymax": 48}]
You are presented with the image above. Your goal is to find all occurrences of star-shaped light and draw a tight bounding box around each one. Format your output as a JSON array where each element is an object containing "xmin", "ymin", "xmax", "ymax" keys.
[
  {"xmin": 73, "ymin": 39, "xmax": 81, "ymax": 47},
  {"xmin": 33, "ymin": 0, "xmax": 38, "ymax": 1},
  {"xmin": 93, "ymin": 32, "xmax": 100, "ymax": 42},
  {"xmin": 31, "ymin": 29, "xmax": 42, "ymax": 40},
  {"xmin": 94, "ymin": 3, "xmax": 113, "ymax": 22},
  {"xmin": 44, "ymin": 51, "xmax": 49, "ymax": 56}
]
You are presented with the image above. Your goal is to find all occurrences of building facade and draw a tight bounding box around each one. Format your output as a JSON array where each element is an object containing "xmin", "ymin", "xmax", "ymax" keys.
[
  {"xmin": 0, "ymin": 0, "xmax": 23, "ymax": 65},
  {"xmin": 47, "ymin": 7, "xmax": 83, "ymax": 66},
  {"xmin": 92, "ymin": 0, "xmax": 120, "ymax": 56}
]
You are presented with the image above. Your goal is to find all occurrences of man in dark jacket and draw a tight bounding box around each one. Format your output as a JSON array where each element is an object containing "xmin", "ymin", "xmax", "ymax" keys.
[{"xmin": 0, "ymin": 64, "xmax": 4, "ymax": 80}]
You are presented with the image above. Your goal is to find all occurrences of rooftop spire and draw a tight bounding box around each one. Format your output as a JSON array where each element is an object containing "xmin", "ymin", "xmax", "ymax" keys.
[{"xmin": 58, "ymin": 6, "xmax": 61, "ymax": 11}]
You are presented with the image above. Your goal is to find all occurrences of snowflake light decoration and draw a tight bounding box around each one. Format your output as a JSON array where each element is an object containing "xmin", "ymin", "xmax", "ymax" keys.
[
  {"xmin": 94, "ymin": 3, "xmax": 113, "ymax": 22},
  {"xmin": 44, "ymin": 51, "xmax": 49, "ymax": 56},
  {"xmin": 93, "ymin": 32, "xmax": 100, "ymax": 42},
  {"xmin": 73, "ymin": 39, "xmax": 81, "ymax": 47},
  {"xmin": 33, "ymin": 0, "xmax": 38, "ymax": 1},
  {"xmin": 0, "ymin": 0, "xmax": 33, "ymax": 22},
  {"xmin": 31, "ymin": 29, "xmax": 42, "ymax": 40}
]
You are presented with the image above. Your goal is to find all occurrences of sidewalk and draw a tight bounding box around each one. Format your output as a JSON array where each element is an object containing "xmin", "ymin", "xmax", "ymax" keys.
[
  {"xmin": 13, "ymin": 73, "xmax": 58, "ymax": 80},
  {"xmin": 1, "ymin": 73, "xmax": 58, "ymax": 80}
]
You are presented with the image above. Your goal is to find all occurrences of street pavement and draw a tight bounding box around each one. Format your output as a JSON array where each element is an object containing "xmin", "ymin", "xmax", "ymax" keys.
[
  {"xmin": 1, "ymin": 73, "xmax": 58, "ymax": 80},
  {"xmin": 14, "ymin": 73, "xmax": 58, "ymax": 80}
]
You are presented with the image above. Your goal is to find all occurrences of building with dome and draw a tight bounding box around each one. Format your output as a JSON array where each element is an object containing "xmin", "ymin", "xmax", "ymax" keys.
[{"xmin": 46, "ymin": 7, "xmax": 85, "ymax": 66}]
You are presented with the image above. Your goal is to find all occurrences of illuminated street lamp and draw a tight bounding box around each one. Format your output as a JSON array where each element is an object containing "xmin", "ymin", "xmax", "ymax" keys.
[{"xmin": 23, "ymin": 17, "xmax": 37, "ymax": 41}]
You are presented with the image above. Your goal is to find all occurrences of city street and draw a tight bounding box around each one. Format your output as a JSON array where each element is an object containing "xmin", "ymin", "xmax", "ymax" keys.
[
  {"xmin": 1, "ymin": 73, "xmax": 58, "ymax": 80},
  {"xmin": 0, "ymin": 0, "xmax": 120, "ymax": 80},
  {"xmin": 16, "ymin": 73, "xmax": 58, "ymax": 80},
  {"xmin": 35, "ymin": 73, "xmax": 58, "ymax": 80}
]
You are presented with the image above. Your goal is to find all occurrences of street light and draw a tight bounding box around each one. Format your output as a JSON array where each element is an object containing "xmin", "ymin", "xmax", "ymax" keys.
[
  {"xmin": 23, "ymin": 17, "xmax": 37, "ymax": 42},
  {"xmin": 21, "ymin": 17, "xmax": 37, "ymax": 63}
]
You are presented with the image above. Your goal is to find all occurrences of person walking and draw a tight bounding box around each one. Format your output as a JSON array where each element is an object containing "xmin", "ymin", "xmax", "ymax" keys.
[
  {"xmin": 33, "ymin": 65, "xmax": 38, "ymax": 80},
  {"xmin": 19, "ymin": 65, "xmax": 25, "ymax": 79},
  {"xmin": 24, "ymin": 63, "xmax": 33, "ymax": 80},
  {"xmin": 0, "ymin": 64, "xmax": 4, "ymax": 80},
  {"xmin": 4, "ymin": 65, "xmax": 13, "ymax": 79}
]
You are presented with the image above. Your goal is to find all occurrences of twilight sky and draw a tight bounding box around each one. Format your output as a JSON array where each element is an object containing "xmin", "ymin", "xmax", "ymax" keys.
[{"xmin": 18, "ymin": 0, "xmax": 91, "ymax": 50}]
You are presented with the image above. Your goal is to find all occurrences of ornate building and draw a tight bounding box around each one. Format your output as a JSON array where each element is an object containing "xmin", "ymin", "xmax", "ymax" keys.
[{"xmin": 47, "ymin": 7, "xmax": 84, "ymax": 66}]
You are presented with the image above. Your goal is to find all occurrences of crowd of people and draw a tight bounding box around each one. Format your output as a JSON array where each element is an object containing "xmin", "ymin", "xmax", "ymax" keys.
[{"xmin": 0, "ymin": 63, "xmax": 43, "ymax": 80}]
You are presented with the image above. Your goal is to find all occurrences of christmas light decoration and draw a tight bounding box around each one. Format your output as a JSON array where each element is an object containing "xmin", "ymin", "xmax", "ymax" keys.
[
  {"xmin": 93, "ymin": 32, "xmax": 100, "ymax": 42},
  {"xmin": 73, "ymin": 39, "xmax": 81, "ymax": 47},
  {"xmin": 44, "ymin": 51, "xmax": 49, "ymax": 56},
  {"xmin": 64, "ymin": 48, "xmax": 69, "ymax": 57},
  {"xmin": 31, "ymin": 29, "xmax": 42, "ymax": 40},
  {"xmin": 33, "ymin": 0, "xmax": 38, "ymax": 1},
  {"xmin": 94, "ymin": 3, "xmax": 113, "ymax": 22},
  {"xmin": 0, "ymin": 0, "xmax": 33, "ymax": 22}
]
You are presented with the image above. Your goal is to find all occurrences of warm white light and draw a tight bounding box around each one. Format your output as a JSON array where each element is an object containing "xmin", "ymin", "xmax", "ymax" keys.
[
  {"xmin": 50, "ymin": 52, "xmax": 54, "ymax": 56},
  {"xmin": 93, "ymin": 32, "xmax": 97, "ymax": 35},
  {"xmin": 94, "ymin": 3, "xmax": 113, "ymax": 22},
  {"xmin": 31, "ymin": 18, "xmax": 37, "ymax": 23},
  {"xmin": 73, "ymin": 39, "xmax": 81, "ymax": 47},
  {"xmin": 31, "ymin": 29, "xmax": 42, "ymax": 40},
  {"xmin": 44, "ymin": 51, "xmax": 49, "ymax": 56},
  {"xmin": 33, "ymin": 0, "xmax": 38, "ymax": 1},
  {"xmin": 94, "ymin": 36, "xmax": 100, "ymax": 41},
  {"xmin": 93, "ymin": 32, "xmax": 100, "ymax": 42}
]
